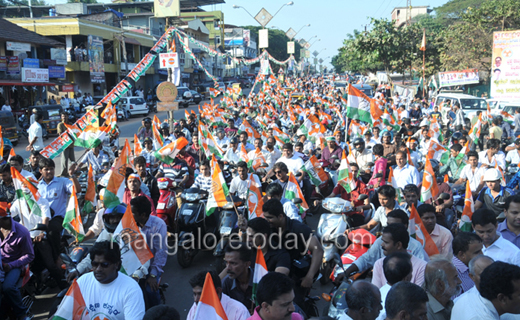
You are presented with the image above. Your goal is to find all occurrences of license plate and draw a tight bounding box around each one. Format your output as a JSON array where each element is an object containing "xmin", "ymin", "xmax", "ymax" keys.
[
  {"xmin": 157, "ymin": 203, "xmax": 165, "ymax": 210},
  {"xmin": 182, "ymin": 209, "xmax": 193, "ymax": 216}
]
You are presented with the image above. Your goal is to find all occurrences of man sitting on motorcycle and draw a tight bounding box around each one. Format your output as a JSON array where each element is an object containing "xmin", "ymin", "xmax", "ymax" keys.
[
  {"xmin": 439, "ymin": 143, "xmax": 465, "ymax": 181},
  {"xmin": 474, "ymin": 168, "xmax": 514, "ymax": 217},
  {"xmin": 134, "ymin": 156, "xmax": 160, "ymax": 207},
  {"xmin": 358, "ymin": 185, "xmax": 404, "ymax": 231},
  {"xmin": 400, "ymin": 184, "xmax": 423, "ymax": 212},
  {"xmin": 192, "ymin": 159, "xmax": 212, "ymax": 192},
  {"xmin": 247, "ymin": 138, "xmax": 272, "ymax": 171},
  {"xmin": 137, "ymin": 118, "xmax": 153, "ymax": 141},
  {"xmin": 322, "ymin": 137, "xmax": 343, "ymax": 168},
  {"xmin": 265, "ymin": 183, "xmax": 301, "ymax": 222},
  {"xmin": 123, "ymin": 173, "xmax": 157, "ymax": 216},
  {"xmin": 223, "ymin": 138, "xmax": 240, "ymax": 164},
  {"xmin": 76, "ymin": 142, "xmax": 110, "ymax": 174},
  {"xmin": 225, "ymin": 118, "xmax": 238, "ymax": 138},
  {"xmin": 348, "ymin": 138, "xmax": 375, "ymax": 184},
  {"xmin": 239, "ymin": 132, "xmax": 254, "ymax": 153},
  {"xmin": 381, "ymin": 131, "xmax": 396, "ymax": 165},
  {"xmin": 229, "ymin": 161, "xmax": 261, "ymax": 200},
  {"xmin": 140, "ymin": 137, "xmax": 157, "ymax": 170},
  {"xmin": 215, "ymin": 128, "xmax": 231, "ymax": 153}
]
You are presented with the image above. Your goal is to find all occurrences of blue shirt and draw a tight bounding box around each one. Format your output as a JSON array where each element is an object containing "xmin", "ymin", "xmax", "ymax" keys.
[
  {"xmin": 38, "ymin": 176, "xmax": 73, "ymax": 218},
  {"xmin": 507, "ymin": 171, "xmax": 520, "ymax": 190},
  {"xmin": 80, "ymin": 150, "xmax": 110, "ymax": 172},
  {"xmin": 140, "ymin": 215, "xmax": 167, "ymax": 277}
]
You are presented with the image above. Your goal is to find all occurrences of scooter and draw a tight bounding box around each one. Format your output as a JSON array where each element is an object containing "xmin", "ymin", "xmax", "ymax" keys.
[
  {"xmin": 156, "ymin": 177, "xmax": 179, "ymax": 233},
  {"xmin": 176, "ymin": 188, "xmax": 219, "ymax": 268},
  {"xmin": 317, "ymin": 194, "xmax": 368, "ymax": 284}
]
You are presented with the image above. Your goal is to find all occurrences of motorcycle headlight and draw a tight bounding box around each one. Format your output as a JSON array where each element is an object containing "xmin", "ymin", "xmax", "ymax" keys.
[
  {"xmin": 184, "ymin": 193, "xmax": 200, "ymax": 202},
  {"xmin": 220, "ymin": 226, "xmax": 232, "ymax": 236},
  {"xmin": 324, "ymin": 202, "xmax": 344, "ymax": 213},
  {"xmin": 222, "ymin": 202, "xmax": 234, "ymax": 210},
  {"xmin": 157, "ymin": 181, "xmax": 169, "ymax": 189}
]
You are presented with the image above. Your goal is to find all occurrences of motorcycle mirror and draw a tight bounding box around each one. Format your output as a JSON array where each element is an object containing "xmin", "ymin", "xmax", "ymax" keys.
[
  {"xmin": 31, "ymin": 223, "xmax": 48, "ymax": 232},
  {"xmin": 330, "ymin": 155, "xmax": 339, "ymax": 160},
  {"xmin": 259, "ymin": 163, "xmax": 269, "ymax": 168},
  {"xmin": 60, "ymin": 253, "xmax": 74, "ymax": 266},
  {"xmin": 292, "ymin": 198, "xmax": 303, "ymax": 205},
  {"xmin": 438, "ymin": 193, "xmax": 451, "ymax": 201},
  {"xmin": 357, "ymin": 194, "xmax": 369, "ymax": 201},
  {"xmin": 295, "ymin": 172, "xmax": 303, "ymax": 178}
]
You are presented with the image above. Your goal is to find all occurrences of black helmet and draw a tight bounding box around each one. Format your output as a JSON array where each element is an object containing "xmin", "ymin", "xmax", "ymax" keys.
[
  {"xmin": 352, "ymin": 138, "xmax": 365, "ymax": 151},
  {"xmin": 230, "ymin": 137, "xmax": 238, "ymax": 144},
  {"xmin": 103, "ymin": 204, "xmax": 127, "ymax": 233},
  {"xmin": 452, "ymin": 131, "xmax": 463, "ymax": 143}
]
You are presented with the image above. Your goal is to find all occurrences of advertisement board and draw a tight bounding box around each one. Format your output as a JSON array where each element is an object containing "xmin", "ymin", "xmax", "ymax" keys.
[
  {"xmin": 62, "ymin": 85, "xmax": 75, "ymax": 92},
  {"xmin": 6, "ymin": 42, "xmax": 30, "ymax": 52},
  {"xmin": 243, "ymin": 30, "xmax": 250, "ymax": 47},
  {"xmin": 0, "ymin": 57, "xmax": 6, "ymax": 72},
  {"xmin": 154, "ymin": 0, "xmax": 179, "ymax": 17},
  {"xmin": 438, "ymin": 69, "xmax": 479, "ymax": 87},
  {"xmin": 23, "ymin": 58, "xmax": 40, "ymax": 68},
  {"xmin": 158, "ymin": 53, "xmax": 179, "ymax": 69},
  {"xmin": 51, "ymin": 48, "xmax": 68, "ymax": 65},
  {"xmin": 21, "ymin": 68, "xmax": 49, "ymax": 82},
  {"xmin": 259, "ymin": 29, "xmax": 269, "ymax": 49},
  {"xmin": 8, "ymin": 57, "xmax": 19, "ymax": 75},
  {"xmin": 287, "ymin": 42, "xmax": 295, "ymax": 54},
  {"xmin": 87, "ymin": 35, "xmax": 105, "ymax": 83},
  {"xmin": 49, "ymin": 66, "xmax": 66, "ymax": 78},
  {"xmin": 490, "ymin": 30, "xmax": 520, "ymax": 100}
]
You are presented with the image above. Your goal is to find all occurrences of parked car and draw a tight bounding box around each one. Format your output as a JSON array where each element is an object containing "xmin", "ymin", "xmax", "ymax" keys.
[
  {"xmin": 176, "ymin": 86, "xmax": 192, "ymax": 108},
  {"xmin": 434, "ymin": 93, "xmax": 487, "ymax": 122},
  {"xmin": 487, "ymin": 98, "xmax": 510, "ymax": 115},
  {"xmin": 118, "ymin": 96, "xmax": 148, "ymax": 118},
  {"xmin": 190, "ymin": 90, "xmax": 202, "ymax": 104}
]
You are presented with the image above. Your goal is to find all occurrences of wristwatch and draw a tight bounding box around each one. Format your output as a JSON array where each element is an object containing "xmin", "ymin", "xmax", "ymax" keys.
[{"xmin": 150, "ymin": 274, "xmax": 156, "ymax": 278}]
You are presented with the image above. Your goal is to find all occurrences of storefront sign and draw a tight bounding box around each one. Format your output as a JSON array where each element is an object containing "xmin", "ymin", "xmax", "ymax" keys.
[
  {"xmin": 23, "ymin": 58, "xmax": 40, "ymax": 69},
  {"xmin": 0, "ymin": 57, "xmax": 7, "ymax": 72},
  {"xmin": 7, "ymin": 57, "xmax": 19, "ymax": 75},
  {"xmin": 43, "ymin": 59, "xmax": 56, "ymax": 66},
  {"xmin": 21, "ymin": 68, "xmax": 49, "ymax": 83},
  {"xmin": 49, "ymin": 66, "xmax": 65, "ymax": 78},
  {"xmin": 51, "ymin": 48, "xmax": 67, "ymax": 65},
  {"xmin": 159, "ymin": 53, "xmax": 179, "ymax": 69},
  {"xmin": 6, "ymin": 41, "xmax": 31, "ymax": 52},
  {"xmin": 62, "ymin": 84, "xmax": 75, "ymax": 92}
]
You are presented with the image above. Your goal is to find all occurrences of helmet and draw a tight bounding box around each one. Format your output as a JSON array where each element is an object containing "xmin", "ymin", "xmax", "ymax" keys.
[
  {"xmin": 143, "ymin": 137, "xmax": 152, "ymax": 144},
  {"xmin": 160, "ymin": 122, "xmax": 170, "ymax": 129},
  {"xmin": 143, "ymin": 118, "xmax": 152, "ymax": 123},
  {"xmin": 103, "ymin": 204, "xmax": 127, "ymax": 233},
  {"xmin": 352, "ymin": 138, "xmax": 365, "ymax": 151},
  {"xmin": 382, "ymin": 131, "xmax": 392, "ymax": 138},
  {"xmin": 230, "ymin": 137, "xmax": 238, "ymax": 144},
  {"xmin": 452, "ymin": 132, "xmax": 463, "ymax": 143}
]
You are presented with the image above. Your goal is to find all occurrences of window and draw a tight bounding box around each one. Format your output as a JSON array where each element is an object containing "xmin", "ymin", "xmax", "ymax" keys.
[{"xmin": 130, "ymin": 98, "xmax": 145, "ymax": 104}]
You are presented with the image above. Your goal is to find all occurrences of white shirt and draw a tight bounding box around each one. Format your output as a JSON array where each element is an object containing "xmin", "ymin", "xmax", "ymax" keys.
[
  {"xmin": 393, "ymin": 164, "xmax": 421, "ymax": 189},
  {"xmin": 223, "ymin": 147, "xmax": 240, "ymax": 164},
  {"xmin": 506, "ymin": 150, "xmax": 520, "ymax": 166},
  {"xmin": 28, "ymin": 122, "xmax": 44, "ymax": 151},
  {"xmin": 483, "ymin": 235, "xmax": 520, "ymax": 266},
  {"xmin": 365, "ymin": 138, "xmax": 378, "ymax": 148},
  {"xmin": 76, "ymin": 272, "xmax": 145, "ymax": 320},
  {"xmin": 479, "ymin": 151, "xmax": 506, "ymax": 170},
  {"xmin": 459, "ymin": 164, "xmax": 486, "ymax": 192},
  {"xmin": 20, "ymin": 169, "xmax": 37, "ymax": 182},
  {"xmin": 187, "ymin": 293, "xmax": 249, "ymax": 320},
  {"xmin": 376, "ymin": 284, "xmax": 392, "ymax": 320},
  {"xmin": 1, "ymin": 105, "xmax": 11, "ymax": 111},
  {"xmin": 302, "ymin": 140, "xmax": 314, "ymax": 152},
  {"xmin": 247, "ymin": 148, "xmax": 273, "ymax": 170},
  {"xmin": 451, "ymin": 286, "xmax": 499, "ymax": 320},
  {"xmin": 10, "ymin": 197, "xmax": 51, "ymax": 238},
  {"xmin": 263, "ymin": 146, "xmax": 281, "ymax": 164},
  {"xmin": 348, "ymin": 149, "xmax": 374, "ymax": 172},
  {"xmin": 373, "ymin": 202, "xmax": 405, "ymax": 228},
  {"xmin": 229, "ymin": 174, "xmax": 261, "ymax": 200},
  {"xmin": 400, "ymin": 109, "xmax": 409, "ymax": 119},
  {"xmin": 276, "ymin": 155, "xmax": 304, "ymax": 175},
  {"xmin": 215, "ymin": 136, "xmax": 231, "ymax": 152}
]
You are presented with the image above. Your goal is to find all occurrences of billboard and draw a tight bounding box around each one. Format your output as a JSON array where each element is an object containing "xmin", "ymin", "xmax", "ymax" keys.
[
  {"xmin": 491, "ymin": 30, "xmax": 520, "ymax": 100},
  {"xmin": 438, "ymin": 69, "xmax": 479, "ymax": 87},
  {"xmin": 87, "ymin": 35, "xmax": 105, "ymax": 84},
  {"xmin": 154, "ymin": 0, "xmax": 179, "ymax": 17},
  {"xmin": 243, "ymin": 30, "xmax": 250, "ymax": 47},
  {"xmin": 287, "ymin": 41, "xmax": 295, "ymax": 54},
  {"xmin": 259, "ymin": 29, "xmax": 269, "ymax": 49},
  {"xmin": 51, "ymin": 48, "xmax": 68, "ymax": 65},
  {"xmin": 21, "ymin": 68, "xmax": 49, "ymax": 83},
  {"xmin": 49, "ymin": 66, "xmax": 66, "ymax": 78}
]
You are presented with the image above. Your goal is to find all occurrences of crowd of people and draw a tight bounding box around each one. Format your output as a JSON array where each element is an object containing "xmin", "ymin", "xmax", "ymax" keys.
[{"xmin": 2, "ymin": 73, "xmax": 520, "ymax": 320}]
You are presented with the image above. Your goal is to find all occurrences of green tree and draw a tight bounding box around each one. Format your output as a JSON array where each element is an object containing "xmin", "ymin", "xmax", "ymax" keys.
[
  {"xmin": 67, "ymin": 0, "xmax": 98, "ymax": 3},
  {"xmin": 434, "ymin": 0, "xmax": 486, "ymax": 19}
]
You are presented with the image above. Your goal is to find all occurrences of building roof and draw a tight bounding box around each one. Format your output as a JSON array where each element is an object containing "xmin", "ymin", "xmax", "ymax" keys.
[{"xmin": 0, "ymin": 18, "xmax": 63, "ymax": 47}]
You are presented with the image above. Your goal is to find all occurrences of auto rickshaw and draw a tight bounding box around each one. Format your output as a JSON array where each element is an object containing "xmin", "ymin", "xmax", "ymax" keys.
[
  {"xmin": 0, "ymin": 111, "xmax": 18, "ymax": 146},
  {"xmin": 31, "ymin": 105, "xmax": 63, "ymax": 135}
]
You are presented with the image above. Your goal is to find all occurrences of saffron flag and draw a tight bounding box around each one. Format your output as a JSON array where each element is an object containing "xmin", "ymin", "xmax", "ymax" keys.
[
  {"xmin": 192, "ymin": 273, "xmax": 229, "ymax": 320},
  {"xmin": 408, "ymin": 204, "xmax": 439, "ymax": 256},
  {"xmin": 337, "ymin": 150, "xmax": 356, "ymax": 193},
  {"xmin": 459, "ymin": 180, "xmax": 474, "ymax": 232},
  {"xmin": 50, "ymin": 279, "xmax": 89, "ymax": 320},
  {"xmin": 7, "ymin": 147, "xmax": 15, "ymax": 162},
  {"xmin": 247, "ymin": 174, "xmax": 264, "ymax": 220},
  {"xmin": 420, "ymin": 29, "xmax": 426, "ymax": 51},
  {"xmin": 113, "ymin": 204, "xmax": 153, "ymax": 275},
  {"xmin": 206, "ymin": 156, "xmax": 229, "ymax": 216},
  {"xmin": 134, "ymin": 134, "xmax": 142, "ymax": 156},
  {"xmin": 63, "ymin": 183, "xmax": 85, "ymax": 242},
  {"xmin": 152, "ymin": 122, "xmax": 164, "ymax": 150},
  {"xmin": 420, "ymin": 157, "xmax": 439, "ymax": 202},
  {"xmin": 252, "ymin": 248, "xmax": 268, "ymax": 304},
  {"xmin": 301, "ymin": 155, "xmax": 329, "ymax": 187},
  {"xmin": 199, "ymin": 124, "xmax": 224, "ymax": 158},
  {"xmin": 154, "ymin": 137, "xmax": 189, "ymax": 165},
  {"xmin": 283, "ymin": 172, "xmax": 309, "ymax": 214},
  {"xmin": 104, "ymin": 139, "xmax": 131, "ymax": 209},
  {"xmin": 84, "ymin": 164, "xmax": 96, "ymax": 203},
  {"xmin": 345, "ymin": 84, "xmax": 382, "ymax": 124},
  {"xmin": 11, "ymin": 166, "xmax": 41, "ymax": 217}
]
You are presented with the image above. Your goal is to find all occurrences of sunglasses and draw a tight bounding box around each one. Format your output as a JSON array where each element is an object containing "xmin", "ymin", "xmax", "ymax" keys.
[
  {"xmin": 92, "ymin": 261, "xmax": 112, "ymax": 269},
  {"xmin": 274, "ymin": 171, "xmax": 284, "ymax": 174}
]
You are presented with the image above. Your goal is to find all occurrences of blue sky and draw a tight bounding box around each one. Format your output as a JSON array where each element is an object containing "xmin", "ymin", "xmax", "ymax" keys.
[{"xmin": 203, "ymin": 0, "xmax": 451, "ymax": 68}]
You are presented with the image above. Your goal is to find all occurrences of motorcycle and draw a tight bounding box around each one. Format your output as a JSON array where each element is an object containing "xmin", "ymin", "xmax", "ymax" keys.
[
  {"xmin": 506, "ymin": 165, "xmax": 520, "ymax": 185},
  {"xmin": 147, "ymin": 100, "xmax": 157, "ymax": 113},
  {"xmin": 176, "ymin": 188, "xmax": 219, "ymax": 268},
  {"xmin": 316, "ymin": 194, "xmax": 368, "ymax": 284},
  {"xmin": 156, "ymin": 177, "xmax": 179, "ymax": 233}
]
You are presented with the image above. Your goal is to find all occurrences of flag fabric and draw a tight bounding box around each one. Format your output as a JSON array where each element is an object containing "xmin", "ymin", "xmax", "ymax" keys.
[
  {"xmin": 152, "ymin": 122, "xmax": 164, "ymax": 150},
  {"xmin": 301, "ymin": 155, "xmax": 330, "ymax": 187},
  {"xmin": 192, "ymin": 273, "xmax": 229, "ymax": 320},
  {"xmin": 428, "ymin": 117, "xmax": 441, "ymax": 140},
  {"xmin": 427, "ymin": 140, "xmax": 449, "ymax": 164},
  {"xmin": 74, "ymin": 122, "xmax": 110, "ymax": 149},
  {"xmin": 408, "ymin": 204, "xmax": 439, "ymax": 256},
  {"xmin": 420, "ymin": 157, "xmax": 440, "ymax": 202},
  {"xmin": 134, "ymin": 134, "xmax": 142, "ymax": 156},
  {"xmin": 247, "ymin": 175, "xmax": 264, "ymax": 220},
  {"xmin": 206, "ymin": 156, "xmax": 229, "ymax": 216},
  {"xmin": 7, "ymin": 148, "xmax": 15, "ymax": 162},
  {"xmin": 63, "ymin": 184, "xmax": 85, "ymax": 242},
  {"xmin": 11, "ymin": 167, "xmax": 41, "ymax": 217},
  {"xmin": 469, "ymin": 114, "xmax": 482, "ymax": 145},
  {"xmin": 459, "ymin": 181, "xmax": 474, "ymax": 232},
  {"xmin": 337, "ymin": 150, "xmax": 356, "ymax": 193},
  {"xmin": 381, "ymin": 109, "xmax": 400, "ymax": 131},
  {"xmin": 283, "ymin": 173, "xmax": 309, "ymax": 214},
  {"xmin": 50, "ymin": 279, "xmax": 89, "ymax": 320},
  {"xmin": 420, "ymin": 29, "xmax": 426, "ymax": 51},
  {"xmin": 495, "ymin": 162, "xmax": 507, "ymax": 187},
  {"xmin": 84, "ymin": 164, "xmax": 96, "ymax": 203},
  {"xmin": 209, "ymin": 88, "xmax": 220, "ymax": 99},
  {"xmin": 199, "ymin": 124, "xmax": 224, "ymax": 158},
  {"xmin": 113, "ymin": 204, "xmax": 153, "ymax": 275},
  {"xmin": 252, "ymin": 248, "xmax": 268, "ymax": 304},
  {"xmin": 0, "ymin": 125, "xmax": 4, "ymax": 159},
  {"xmin": 154, "ymin": 137, "xmax": 189, "ymax": 165},
  {"xmin": 345, "ymin": 84, "xmax": 382, "ymax": 124},
  {"xmin": 104, "ymin": 139, "xmax": 131, "ymax": 209}
]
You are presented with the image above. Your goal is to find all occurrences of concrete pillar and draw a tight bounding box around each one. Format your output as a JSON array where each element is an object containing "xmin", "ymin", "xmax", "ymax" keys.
[{"xmin": 66, "ymin": 35, "xmax": 73, "ymax": 62}]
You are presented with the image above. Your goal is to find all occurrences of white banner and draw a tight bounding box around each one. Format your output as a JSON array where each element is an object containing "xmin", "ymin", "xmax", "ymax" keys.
[
  {"xmin": 21, "ymin": 68, "xmax": 49, "ymax": 82},
  {"xmin": 7, "ymin": 41, "xmax": 30, "ymax": 52},
  {"xmin": 259, "ymin": 29, "xmax": 269, "ymax": 49},
  {"xmin": 287, "ymin": 41, "xmax": 295, "ymax": 54},
  {"xmin": 260, "ymin": 59, "xmax": 269, "ymax": 75},
  {"xmin": 159, "ymin": 53, "xmax": 179, "ymax": 68},
  {"xmin": 438, "ymin": 69, "xmax": 479, "ymax": 87}
]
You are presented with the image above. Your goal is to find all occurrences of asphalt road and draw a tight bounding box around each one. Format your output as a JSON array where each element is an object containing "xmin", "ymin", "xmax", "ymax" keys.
[{"xmin": 28, "ymin": 92, "xmax": 333, "ymax": 319}]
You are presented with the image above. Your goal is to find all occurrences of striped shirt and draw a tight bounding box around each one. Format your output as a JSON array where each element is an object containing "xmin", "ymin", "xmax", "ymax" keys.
[
  {"xmin": 452, "ymin": 256, "xmax": 474, "ymax": 296},
  {"xmin": 192, "ymin": 175, "xmax": 212, "ymax": 192}
]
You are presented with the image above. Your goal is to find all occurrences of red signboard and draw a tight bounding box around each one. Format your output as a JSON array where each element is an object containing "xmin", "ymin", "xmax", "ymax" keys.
[{"xmin": 61, "ymin": 84, "xmax": 74, "ymax": 92}]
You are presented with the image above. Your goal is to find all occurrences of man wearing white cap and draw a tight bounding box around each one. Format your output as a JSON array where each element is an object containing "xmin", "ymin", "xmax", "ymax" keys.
[{"xmin": 474, "ymin": 168, "xmax": 514, "ymax": 217}]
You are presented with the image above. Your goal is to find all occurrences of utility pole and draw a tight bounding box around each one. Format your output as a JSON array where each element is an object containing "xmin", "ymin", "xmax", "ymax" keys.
[{"xmin": 406, "ymin": 0, "xmax": 412, "ymax": 26}]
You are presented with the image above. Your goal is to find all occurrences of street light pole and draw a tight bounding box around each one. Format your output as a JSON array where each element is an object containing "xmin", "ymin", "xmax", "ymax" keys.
[
  {"xmin": 268, "ymin": 1, "xmax": 294, "ymax": 27},
  {"xmin": 294, "ymin": 24, "xmax": 310, "ymax": 38}
]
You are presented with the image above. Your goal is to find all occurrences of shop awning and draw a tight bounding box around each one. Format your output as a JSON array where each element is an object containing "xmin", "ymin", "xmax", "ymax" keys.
[{"xmin": 0, "ymin": 80, "xmax": 55, "ymax": 86}]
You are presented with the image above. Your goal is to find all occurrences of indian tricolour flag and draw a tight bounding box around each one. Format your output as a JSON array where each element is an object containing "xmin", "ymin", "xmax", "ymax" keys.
[
  {"xmin": 252, "ymin": 248, "xmax": 268, "ymax": 304},
  {"xmin": 381, "ymin": 108, "xmax": 400, "ymax": 131},
  {"xmin": 427, "ymin": 140, "xmax": 449, "ymax": 164},
  {"xmin": 469, "ymin": 113, "xmax": 482, "ymax": 145},
  {"xmin": 11, "ymin": 166, "xmax": 41, "ymax": 217},
  {"xmin": 206, "ymin": 156, "xmax": 229, "ymax": 216},
  {"xmin": 420, "ymin": 158, "xmax": 439, "ymax": 202},
  {"xmin": 209, "ymin": 88, "xmax": 220, "ymax": 99},
  {"xmin": 50, "ymin": 279, "xmax": 89, "ymax": 320},
  {"xmin": 113, "ymin": 204, "xmax": 153, "ymax": 276},
  {"xmin": 283, "ymin": 173, "xmax": 309, "ymax": 214},
  {"xmin": 193, "ymin": 273, "xmax": 229, "ymax": 320},
  {"xmin": 408, "ymin": 204, "xmax": 439, "ymax": 256},
  {"xmin": 154, "ymin": 137, "xmax": 189, "ymax": 165},
  {"xmin": 63, "ymin": 183, "xmax": 85, "ymax": 242},
  {"xmin": 153, "ymin": 122, "xmax": 164, "ymax": 150},
  {"xmin": 199, "ymin": 124, "xmax": 224, "ymax": 158},
  {"xmin": 301, "ymin": 155, "xmax": 329, "ymax": 187},
  {"xmin": 459, "ymin": 180, "xmax": 474, "ymax": 232},
  {"xmin": 345, "ymin": 84, "xmax": 382, "ymax": 124},
  {"xmin": 104, "ymin": 139, "xmax": 131, "ymax": 209},
  {"xmin": 74, "ymin": 124, "xmax": 110, "ymax": 149},
  {"xmin": 247, "ymin": 175, "xmax": 264, "ymax": 220},
  {"xmin": 337, "ymin": 150, "xmax": 356, "ymax": 193}
]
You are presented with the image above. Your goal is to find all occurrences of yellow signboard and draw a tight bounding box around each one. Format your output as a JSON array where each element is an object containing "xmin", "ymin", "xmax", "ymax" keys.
[{"xmin": 154, "ymin": 0, "xmax": 180, "ymax": 18}]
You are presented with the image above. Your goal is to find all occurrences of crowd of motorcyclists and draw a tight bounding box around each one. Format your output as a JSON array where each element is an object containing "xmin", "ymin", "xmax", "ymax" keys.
[{"xmin": 3, "ymin": 73, "xmax": 520, "ymax": 320}]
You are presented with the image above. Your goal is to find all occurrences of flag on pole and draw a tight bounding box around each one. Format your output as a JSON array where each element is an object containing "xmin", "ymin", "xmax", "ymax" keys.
[
  {"xmin": 459, "ymin": 180, "xmax": 474, "ymax": 232},
  {"xmin": 252, "ymin": 248, "xmax": 268, "ymax": 304},
  {"xmin": 11, "ymin": 166, "xmax": 41, "ymax": 217},
  {"xmin": 420, "ymin": 157, "xmax": 440, "ymax": 202},
  {"xmin": 105, "ymin": 139, "xmax": 131, "ymax": 209},
  {"xmin": 247, "ymin": 174, "xmax": 264, "ymax": 220},
  {"xmin": 427, "ymin": 140, "xmax": 449, "ymax": 164},
  {"xmin": 113, "ymin": 204, "xmax": 154, "ymax": 275},
  {"xmin": 154, "ymin": 137, "xmax": 189, "ymax": 165},
  {"xmin": 420, "ymin": 29, "xmax": 426, "ymax": 51},
  {"xmin": 469, "ymin": 114, "xmax": 482, "ymax": 146},
  {"xmin": 206, "ymin": 156, "xmax": 229, "ymax": 216},
  {"xmin": 50, "ymin": 279, "xmax": 89, "ymax": 320},
  {"xmin": 408, "ymin": 204, "xmax": 439, "ymax": 256},
  {"xmin": 199, "ymin": 124, "xmax": 224, "ymax": 158},
  {"xmin": 192, "ymin": 273, "xmax": 229, "ymax": 320},
  {"xmin": 283, "ymin": 173, "xmax": 309, "ymax": 214},
  {"xmin": 83, "ymin": 164, "xmax": 96, "ymax": 214},
  {"xmin": 301, "ymin": 155, "xmax": 329, "ymax": 187},
  {"xmin": 345, "ymin": 84, "xmax": 382, "ymax": 124},
  {"xmin": 7, "ymin": 147, "xmax": 15, "ymax": 162},
  {"xmin": 209, "ymin": 88, "xmax": 220, "ymax": 99},
  {"xmin": 134, "ymin": 134, "xmax": 142, "ymax": 156},
  {"xmin": 63, "ymin": 183, "xmax": 85, "ymax": 242},
  {"xmin": 337, "ymin": 150, "xmax": 356, "ymax": 193}
]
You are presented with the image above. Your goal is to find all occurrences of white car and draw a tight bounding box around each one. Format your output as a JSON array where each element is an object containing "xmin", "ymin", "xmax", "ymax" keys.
[
  {"xmin": 434, "ymin": 93, "xmax": 487, "ymax": 122},
  {"xmin": 119, "ymin": 96, "xmax": 148, "ymax": 118},
  {"xmin": 487, "ymin": 98, "xmax": 510, "ymax": 115}
]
